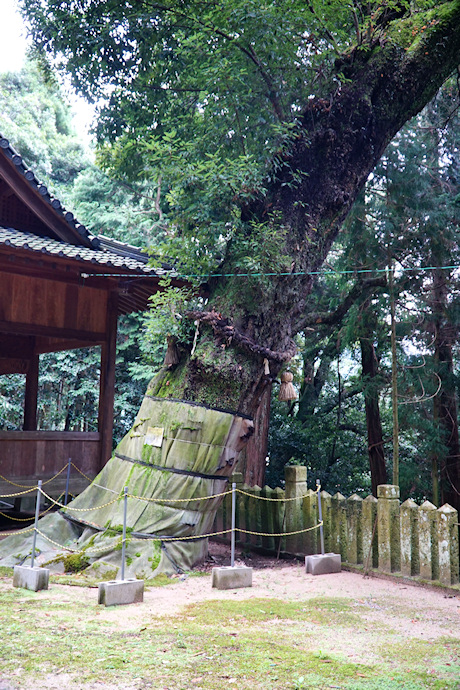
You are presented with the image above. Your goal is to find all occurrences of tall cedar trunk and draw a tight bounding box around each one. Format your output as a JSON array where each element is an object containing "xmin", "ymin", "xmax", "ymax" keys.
[
  {"xmin": 432, "ymin": 269, "xmax": 460, "ymax": 513},
  {"xmin": 360, "ymin": 335, "xmax": 387, "ymax": 496}
]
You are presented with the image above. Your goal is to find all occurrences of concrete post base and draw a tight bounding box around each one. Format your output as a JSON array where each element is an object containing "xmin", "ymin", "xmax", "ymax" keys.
[
  {"xmin": 98, "ymin": 579, "xmax": 144, "ymax": 606},
  {"xmin": 211, "ymin": 566, "xmax": 253, "ymax": 590},
  {"xmin": 13, "ymin": 565, "xmax": 49, "ymax": 592},
  {"xmin": 305, "ymin": 553, "xmax": 341, "ymax": 575}
]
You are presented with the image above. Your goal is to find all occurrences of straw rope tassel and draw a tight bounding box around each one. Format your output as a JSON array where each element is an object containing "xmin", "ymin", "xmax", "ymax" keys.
[{"xmin": 278, "ymin": 371, "xmax": 297, "ymax": 401}]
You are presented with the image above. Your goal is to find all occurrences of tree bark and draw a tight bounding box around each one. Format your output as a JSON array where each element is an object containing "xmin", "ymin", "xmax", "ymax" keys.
[
  {"xmin": 432, "ymin": 269, "xmax": 460, "ymax": 513},
  {"xmin": 360, "ymin": 335, "xmax": 388, "ymax": 496}
]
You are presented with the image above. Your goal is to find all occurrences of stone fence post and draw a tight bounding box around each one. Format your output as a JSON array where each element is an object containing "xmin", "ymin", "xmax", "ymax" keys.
[
  {"xmin": 377, "ymin": 484, "xmax": 400, "ymax": 572},
  {"xmin": 285, "ymin": 465, "xmax": 307, "ymax": 554},
  {"xmin": 419, "ymin": 500, "xmax": 438, "ymax": 580},
  {"xmin": 400, "ymin": 498, "xmax": 419, "ymax": 577},
  {"xmin": 437, "ymin": 504, "xmax": 459, "ymax": 586}
]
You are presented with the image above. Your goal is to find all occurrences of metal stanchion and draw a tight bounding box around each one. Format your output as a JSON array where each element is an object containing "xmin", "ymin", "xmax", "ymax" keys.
[
  {"xmin": 97, "ymin": 486, "xmax": 144, "ymax": 605},
  {"xmin": 121, "ymin": 487, "xmax": 128, "ymax": 581},
  {"xmin": 30, "ymin": 480, "xmax": 42, "ymax": 569},
  {"xmin": 230, "ymin": 482, "xmax": 236, "ymax": 567},
  {"xmin": 316, "ymin": 479, "xmax": 325, "ymax": 555},
  {"xmin": 64, "ymin": 457, "xmax": 72, "ymax": 506}
]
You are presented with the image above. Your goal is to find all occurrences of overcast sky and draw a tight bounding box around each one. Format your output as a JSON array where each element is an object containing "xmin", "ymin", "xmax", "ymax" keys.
[
  {"xmin": 0, "ymin": 0, "xmax": 95, "ymax": 147},
  {"xmin": 0, "ymin": 0, "xmax": 29, "ymax": 72}
]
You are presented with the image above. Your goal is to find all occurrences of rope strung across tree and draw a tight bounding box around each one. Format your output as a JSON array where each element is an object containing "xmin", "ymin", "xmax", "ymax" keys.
[{"xmin": 186, "ymin": 309, "xmax": 296, "ymax": 362}]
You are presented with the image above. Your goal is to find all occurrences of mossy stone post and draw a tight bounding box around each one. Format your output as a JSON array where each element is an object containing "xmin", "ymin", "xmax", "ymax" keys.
[
  {"xmin": 400, "ymin": 498, "xmax": 419, "ymax": 577},
  {"xmin": 320, "ymin": 491, "xmax": 332, "ymax": 554},
  {"xmin": 437, "ymin": 504, "xmax": 459, "ymax": 586},
  {"xmin": 261, "ymin": 486, "xmax": 276, "ymax": 552},
  {"xmin": 418, "ymin": 500, "xmax": 438, "ymax": 580},
  {"xmin": 240, "ymin": 484, "xmax": 251, "ymax": 551},
  {"xmin": 362, "ymin": 495, "xmax": 378, "ymax": 570},
  {"xmin": 252, "ymin": 485, "xmax": 262, "ymax": 548},
  {"xmin": 331, "ymin": 493, "xmax": 347, "ymax": 561},
  {"xmin": 301, "ymin": 489, "xmax": 318, "ymax": 555},
  {"xmin": 274, "ymin": 486, "xmax": 285, "ymax": 554},
  {"xmin": 346, "ymin": 494, "xmax": 363, "ymax": 565},
  {"xmin": 245, "ymin": 485, "xmax": 260, "ymax": 548},
  {"xmin": 285, "ymin": 465, "xmax": 307, "ymax": 555},
  {"xmin": 377, "ymin": 485, "xmax": 400, "ymax": 573}
]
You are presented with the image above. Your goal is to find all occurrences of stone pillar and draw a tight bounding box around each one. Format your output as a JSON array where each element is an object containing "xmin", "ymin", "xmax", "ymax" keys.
[
  {"xmin": 301, "ymin": 489, "xmax": 318, "ymax": 556},
  {"xmin": 248, "ymin": 485, "xmax": 262, "ymax": 548},
  {"xmin": 331, "ymin": 493, "xmax": 347, "ymax": 561},
  {"xmin": 285, "ymin": 465, "xmax": 307, "ymax": 555},
  {"xmin": 274, "ymin": 486, "xmax": 285, "ymax": 554},
  {"xmin": 261, "ymin": 485, "xmax": 275, "ymax": 552},
  {"xmin": 320, "ymin": 491, "xmax": 332, "ymax": 554},
  {"xmin": 437, "ymin": 503, "xmax": 459, "ymax": 586},
  {"xmin": 400, "ymin": 498, "xmax": 419, "ymax": 577},
  {"xmin": 362, "ymin": 495, "xmax": 378, "ymax": 570},
  {"xmin": 418, "ymin": 500, "xmax": 438, "ymax": 580},
  {"xmin": 377, "ymin": 484, "xmax": 400, "ymax": 573},
  {"xmin": 346, "ymin": 494, "xmax": 363, "ymax": 564}
]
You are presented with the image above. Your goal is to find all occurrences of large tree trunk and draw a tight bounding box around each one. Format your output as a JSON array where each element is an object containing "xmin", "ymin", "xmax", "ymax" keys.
[
  {"xmin": 360, "ymin": 335, "xmax": 388, "ymax": 496},
  {"xmin": 432, "ymin": 269, "xmax": 460, "ymax": 513}
]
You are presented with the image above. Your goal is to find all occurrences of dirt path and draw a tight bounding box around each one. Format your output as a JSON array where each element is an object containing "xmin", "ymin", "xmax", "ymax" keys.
[{"xmin": 92, "ymin": 562, "xmax": 460, "ymax": 643}]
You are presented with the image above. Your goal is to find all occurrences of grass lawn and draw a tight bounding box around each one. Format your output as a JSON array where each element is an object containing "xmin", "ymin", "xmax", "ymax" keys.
[{"xmin": 0, "ymin": 567, "xmax": 458, "ymax": 689}]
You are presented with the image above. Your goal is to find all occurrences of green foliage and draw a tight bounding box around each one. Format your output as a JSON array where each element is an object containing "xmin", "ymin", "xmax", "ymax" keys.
[
  {"xmin": 17, "ymin": 0, "xmax": 424, "ymax": 282},
  {"xmin": 0, "ymin": 60, "xmax": 89, "ymax": 195},
  {"xmin": 143, "ymin": 282, "xmax": 196, "ymax": 348},
  {"xmin": 62, "ymin": 553, "xmax": 90, "ymax": 573}
]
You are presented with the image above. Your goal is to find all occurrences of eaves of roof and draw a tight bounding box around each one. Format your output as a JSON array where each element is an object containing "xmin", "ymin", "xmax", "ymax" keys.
[{"xmin": 0, "ymin": 226, "xmax": 177, "ymax": 278}]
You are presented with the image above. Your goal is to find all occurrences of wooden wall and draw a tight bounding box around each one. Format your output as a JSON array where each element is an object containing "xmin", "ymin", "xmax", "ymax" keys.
[
  {"xmin": 0, "ymin": 431, "xmax": 100, "ymax": 481},
  {"xmin": 0, "ymin": 272, "xmax": 107, "ymax": 341}
]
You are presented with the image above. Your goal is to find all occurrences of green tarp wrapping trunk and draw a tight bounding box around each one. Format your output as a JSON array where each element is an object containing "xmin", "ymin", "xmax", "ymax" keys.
[{"xmin": 0, "ymin": 396, "xmax": 253, "ymax": 576}]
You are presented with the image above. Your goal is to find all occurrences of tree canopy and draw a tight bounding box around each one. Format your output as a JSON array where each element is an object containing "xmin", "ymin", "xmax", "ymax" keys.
[{"xmin": 18, "ymin": 1, "xmax": 460, "ymax": 502}]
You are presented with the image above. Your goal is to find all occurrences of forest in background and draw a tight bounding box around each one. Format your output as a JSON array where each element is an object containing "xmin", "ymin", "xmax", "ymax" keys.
[{"xmin": 1, "ymin": 54, "xmax": 460, "ymax": 509}]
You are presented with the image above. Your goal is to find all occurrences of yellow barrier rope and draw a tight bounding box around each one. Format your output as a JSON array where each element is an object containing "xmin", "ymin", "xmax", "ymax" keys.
[
  {"xmin": 0, "ymin": 487, "xmax": 38, "ymax": 499},
  {"xmin": 34, "ymin": 529, "xmax": 129, "ymax": 557},
  {"xmin": 0, "ymin": 526, "xmax": 35, "ymax": 537},
  {"xmin": 237, "ymin": 522, "xmax": 322, "ymax": 538},
  {"xmin": 0, "ymin": 503, "xmax": 54, "ymax": 522},
  {"xmin": 130, "ymin": 528, "xmax": 233, "ymax": 542},
  {"xmin": 127, "ymin": 489, "xmax": 232, "ymax": 504},
  {"xmin": 236, "ymin": 486, "xmax": 320, "ymax": 502},
  {"xmin": 40, "ymin": 488, "xmax": 120, "ymax": 512},
  {"xmin": 0, "ymin": 464, "xmax": 68, "ymax": 489},
  {"xmin": 70, "ymin": 463, "xmax": 93, "ymax": 483}
]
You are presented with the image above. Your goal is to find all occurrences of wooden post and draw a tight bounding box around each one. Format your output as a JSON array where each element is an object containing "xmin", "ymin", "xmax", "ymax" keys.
[
  {"xmin": 98, "ymin": 292, "xmax": 118, "ymax": 470},
  {"xmin": 24, "ymin": 355, "xmax": 39, "ymax": 431}
]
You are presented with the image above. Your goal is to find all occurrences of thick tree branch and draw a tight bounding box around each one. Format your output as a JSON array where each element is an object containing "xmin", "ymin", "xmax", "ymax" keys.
[
  {"xmin": 315, "ymin": 383, "xmax": 362, "ymax": 418},
  {"xmin": 296, "ymin": 277, "xmax": 387, "ymax": 332}
]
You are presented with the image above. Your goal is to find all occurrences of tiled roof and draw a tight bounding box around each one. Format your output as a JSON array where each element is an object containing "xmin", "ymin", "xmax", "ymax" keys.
[
  {"xmin": 0, "ymin": 136, "xmax": 100, "ymax": 248},
  {"xmin": 0, "ymin": 226, "xmax": 175, "ymax": 277}
]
